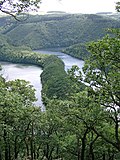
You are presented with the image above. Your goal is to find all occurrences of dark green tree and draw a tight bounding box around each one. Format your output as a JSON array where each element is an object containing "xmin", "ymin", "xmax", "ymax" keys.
[{"xmin": 116, "ymin": 1, "xmax": 120, "ymax": 12}]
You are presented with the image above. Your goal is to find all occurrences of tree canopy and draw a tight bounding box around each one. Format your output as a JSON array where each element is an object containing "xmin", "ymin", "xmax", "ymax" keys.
[
  {"xmin": 116, "ymin": 1, "xmax": 120, "ymax": 12},
  {"xmin": 0, "ymin": 1, "xmax": 120, "ymax": 159}
]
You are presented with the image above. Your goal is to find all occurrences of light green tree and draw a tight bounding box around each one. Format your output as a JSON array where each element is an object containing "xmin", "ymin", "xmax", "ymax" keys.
[
  {"xmin": 0, "ymin": 76, "xmax": 42, "ymax": 159},
  {"xmin": 83, "ymin": 30, "xmax": 120, "ymax": 152}
]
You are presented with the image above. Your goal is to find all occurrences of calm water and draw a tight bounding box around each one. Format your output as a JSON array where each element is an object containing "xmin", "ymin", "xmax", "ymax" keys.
[
  {"xmin": 0, "ymin": 50, "xmax": 84, "ymax": 109},
  {"xmin": 0, "ymin": 62, "xmax": 43, "ymax": 109},
  {"xmin": 35, "ymin": 50, "xmax": 84, "ymax": 71}
]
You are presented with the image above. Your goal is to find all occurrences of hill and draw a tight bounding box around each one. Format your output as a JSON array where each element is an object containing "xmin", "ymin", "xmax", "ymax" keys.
[
  {"xmin": 0, "ymin": 13, "xmax": 120, "ymax": 49},
  {"xmin": 62, "ymin": 43, "xmax": 90, "ymax": 60}
]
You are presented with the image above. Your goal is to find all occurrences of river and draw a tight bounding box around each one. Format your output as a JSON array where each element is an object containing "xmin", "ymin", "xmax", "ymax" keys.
[
  {"xmin": 0, "ymin": 62, "xmax": 44, "ymax": 108},
  {"xmin": 35, "ymin": 50, "xmax": 84, "ymax": 71},
  {"xmin": 0, "ymin": 50, "xmax": 84, "ymax": 109}
]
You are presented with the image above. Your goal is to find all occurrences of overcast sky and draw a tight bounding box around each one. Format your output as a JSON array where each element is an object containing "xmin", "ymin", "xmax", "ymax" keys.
[{"xmin": 39, "ymin": 0, "xmax": 117, "ymax": 14}]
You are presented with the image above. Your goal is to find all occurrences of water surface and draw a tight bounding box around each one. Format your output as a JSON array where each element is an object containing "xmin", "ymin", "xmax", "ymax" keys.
[
  {"xmin": 35, "ymin": 50, "xmax": 84, "ymax": 71},
  {"xmin": 0, "ymin": 50, "xmax": 84, "ymax": 109},
  {"xmin": 0, "ymin": 62, "xmax": 43, "ymax": 108}
]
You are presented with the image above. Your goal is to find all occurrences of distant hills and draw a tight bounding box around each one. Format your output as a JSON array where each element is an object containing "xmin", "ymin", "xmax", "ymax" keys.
[
  {"xmin": 46, "ymin": 11, "xmax": 67, "ymax": 14},
  {"xmin": 0, "ymin": 13, "xmax": 120, "ymax": 50},
  {"xmin": 96, "ymin": 12, "xmax": 113, "ymax": 15}
]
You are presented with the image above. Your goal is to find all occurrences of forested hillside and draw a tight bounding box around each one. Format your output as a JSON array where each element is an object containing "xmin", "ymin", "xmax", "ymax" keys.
[
  {"xmin": 0, "ymin": 13, "xmax": 120, "ymax": 49},
  {"xmin": 0, "ymin": 29, "xmax": 120, "ymax": 160},
  {"xmin": 0, "ymin": 10, "xmax": 120, "ymax": 159},
  {"xmin": 62, "ymin": 43, "xmax": 90, "ymax": 60}
]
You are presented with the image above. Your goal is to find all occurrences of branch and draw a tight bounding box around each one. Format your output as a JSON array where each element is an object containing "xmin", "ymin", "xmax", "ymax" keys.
[
  {"xmin": 1, "ymin": 9, "xmax": 29, "ymax": 21},
  {"xmin": 92, "ymin": 127, "xmax": 120, "ymax": 151},
  {"xmin": 1, "ymin": 9, "xmax": 20, "ymax": 20}
]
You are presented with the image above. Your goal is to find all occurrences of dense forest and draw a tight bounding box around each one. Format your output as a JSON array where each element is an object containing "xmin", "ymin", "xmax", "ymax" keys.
[
  {"xmin": 0, "ymin": 13, "xmax": 120, "ymax": 50},
  {"xmin": 0, "ymin": 13, "xmax": 120, "ymax": 61},
  {"xmin": 62, "ymin": 43, "xmax": 90, "ymax": 60},
  {"xmin": 0, "ymin": 9, "xmax": 120, "ymax": 160}
]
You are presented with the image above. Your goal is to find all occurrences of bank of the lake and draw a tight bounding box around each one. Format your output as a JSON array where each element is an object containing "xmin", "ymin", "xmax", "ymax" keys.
[
  {"xmin": 0, "ymin": 50, "xmax": 84, "ymax": 107},
  {"xmin": 35, "ymin": 50, "xmax": 84, "ymax": 71},
  {"xmin": 0, "ymin": 62, "xmax": 44, "ymax": 108}
]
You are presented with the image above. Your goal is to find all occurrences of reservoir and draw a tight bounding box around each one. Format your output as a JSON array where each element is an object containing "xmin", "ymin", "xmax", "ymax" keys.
[
  {"xmin": 35, "ymin": 50, "xmax": 84, "ymax": 71},
  {"xmin": 0, "ymin": 50, "xmax": 84, "ymax": 109},
  {"xmin": 0, "ymin": 62, "xmax": 43, "ymax": 108}
]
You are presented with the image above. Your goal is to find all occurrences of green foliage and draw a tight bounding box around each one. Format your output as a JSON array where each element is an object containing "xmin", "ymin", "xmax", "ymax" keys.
[
  {"xmin": 116, "ymin": 1, "xmax": 120, "ymax": 12},
  {"xmin": 41, "ymin": 55, "xmax": 74, "ymax": 101},
  {"xmin": 43, "ymin": 95, "xmax": 120, "ymax": 160},
  {"xmin": 0, "ymin": 76, "xmax": 42, "ymax": 159},
  {"xmin": 0, "ymin": 34, "xmax": 9, "ymax": 47},
  {"xmin": 0, "ymin": 38, "xmax": 48, "ymax": 66},
  {"xmin": 63, "ymin": 43, "xmax": 90, "ymax": 60},
  {"xmin": 38, "ymin": 28, "xmax": 120, "ymax": 159},
  {"xmin": 0, "ymin": 7, "xmax": 120, "ymax": 160},
  {"xmin": 0, "ymin": 28, "xmax": 120, "ymax": 159},
  {"xmin": 1, "ymin": 13, "xmax": 120, "ymax": 49},
  {"xmin": 83, "ymin": 30, "xmax": 120, "ymax": 152}
]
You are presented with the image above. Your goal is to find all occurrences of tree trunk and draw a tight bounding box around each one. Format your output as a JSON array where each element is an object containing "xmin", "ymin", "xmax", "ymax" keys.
[
  {"xmin": 33, "ymin": 141, "xmax": 36, "ymax": 160},
  {"xmin": 30, "ymin": 122, "xmax": 34, "ymax": 160},
  {"xmin": 8, "ymin": 142, "xmax": 11, "ymax": 160},
  {"xmin": 89, "ymin": 135, "xmax": 98, "ymax": 160},
  {"xmin": 102, "ymin": 153, "xmax": 105, "ymax": 160},
  {"xmin": 89, "ymin": 145, "xmax": 94, "ymax": 160},
  {"xmin": 4, "ymin": 129, "xmax": 8, "ymax": 160},
  {"xmin": 14, "ymin": 136, "xmax": 19, "ymax": 159},
  {"xmin": 115, "ymin": 120, "xmax": 120, "ymax": 150},
  {"xmin": 80, "ymin": 129, "xmax": 88, "ymax": 160},
  {"xmin": 37, "ymin": 146, "xmax": 40, "ymax": 159},
  {"xmin": 46, "ymin": 144, "xmax": 49, "ymax": 159},
  {"xmin": 25, "ymin": 138, "xmax": 29, "ymax": 157},
  {"xmin": 81, "ymin": 137, "xmax": 86, "ymax": 160},
  {"xmin": 30, "ymin": 140, "xmax": 33, "ymax": 160},
  {"xmin": 77, "ymin": 136, "xmax": 81, "ymax": 160},
  {"xmin": 0, "ymin": 147, "xmax": 2, "ymax": 160}
]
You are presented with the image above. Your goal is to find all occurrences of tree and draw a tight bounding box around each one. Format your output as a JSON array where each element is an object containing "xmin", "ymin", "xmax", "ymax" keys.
[
  {"xmin": 44, "ymin": 91, "xmax": 120, "ymax": 160},
  {"xmin": 116, "ymin": 1, "xmax": 120, "ymax": 12},
  {"xmin": 0, "ymin": 76, "xmax": 42, "ymax": 159},
  {"xmin": 83, "ymin": 31, "xmax": 120, "ymax": 152},
  {"xmin": 0, "ymin": 0, "xmax": 41, "ymax": 19}
]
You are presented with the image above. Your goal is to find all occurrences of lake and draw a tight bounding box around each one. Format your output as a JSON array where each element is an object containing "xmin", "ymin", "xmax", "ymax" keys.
[
  {"xmin": 0, "ymin": 50, "xmax": 84, "ymax": 110},
  {"xmin": 35, "ymin": 50, "xmax": 84, "ymax": 71}
]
